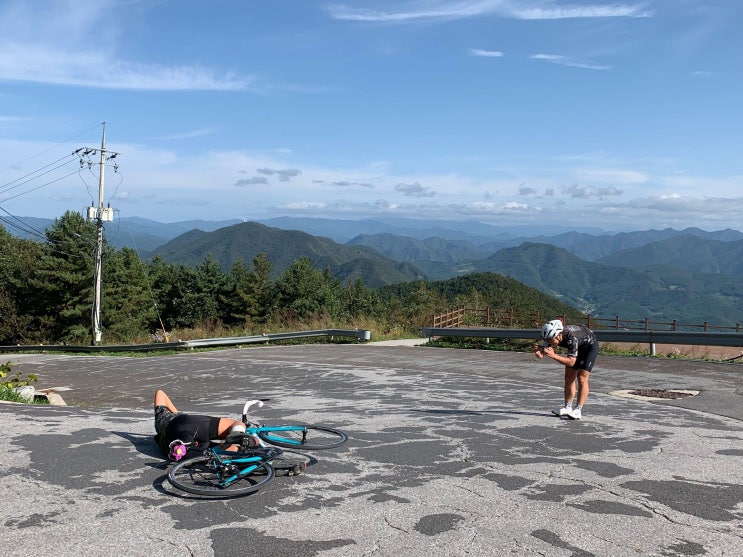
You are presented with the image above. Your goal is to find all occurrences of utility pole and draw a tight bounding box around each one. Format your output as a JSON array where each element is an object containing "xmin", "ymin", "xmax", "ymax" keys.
[{"xmin": 78, "ymin": 123, "xmax": 119, "ymax": 345}]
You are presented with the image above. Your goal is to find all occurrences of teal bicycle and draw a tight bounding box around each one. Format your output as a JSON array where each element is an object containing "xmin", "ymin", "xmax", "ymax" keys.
[{"xmin": 167, "ymin": 399, "xmax": 347, "ymax": 497}]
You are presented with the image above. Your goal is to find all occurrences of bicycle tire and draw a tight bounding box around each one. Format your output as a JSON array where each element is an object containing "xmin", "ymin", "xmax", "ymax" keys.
[
  {"xmin": 258, "ymin": 426, "xmax": 348, "ymax": 450},
  {"xmin": 167, "ymin": 455, "xmax": 275, "ymax": 497}
]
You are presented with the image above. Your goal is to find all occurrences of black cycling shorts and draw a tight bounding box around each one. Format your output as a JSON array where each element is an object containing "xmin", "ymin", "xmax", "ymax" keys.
[
  {"xmin": 573, "ymin": 342, "xmax": 599, "ymax": 372},
  {"xmin": 154, "ymin": 405, "xmax": 220, "ymax": 453}
]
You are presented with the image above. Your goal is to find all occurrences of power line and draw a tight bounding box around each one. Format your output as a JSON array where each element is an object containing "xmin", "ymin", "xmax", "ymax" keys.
[
  {"xmin": 0, "ymin": 206, "xmax": 48, "ymax": 241},
  {"xmin": 0, "ymin": 123, "xmax": 101, "ymax": 176},
  {"xmin": 0, "ymin": 156, "xmax": 78, "ymax": 196},
  {"xmin": 0, "ymin": 169, "xmax": 81, "ymax": 203},
  {"xmin": 0, "ymin": 153, "xmax": 77, "ymax": 192}
]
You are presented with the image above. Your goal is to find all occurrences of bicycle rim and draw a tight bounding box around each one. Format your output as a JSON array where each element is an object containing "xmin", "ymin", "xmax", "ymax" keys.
[
  {"xmin": 167, "ymin": 456, "xmax": 275, "ymax": 497},
  {"xmin": 258, "ymin": 426, "xmax": 348, "ymax": 450}
]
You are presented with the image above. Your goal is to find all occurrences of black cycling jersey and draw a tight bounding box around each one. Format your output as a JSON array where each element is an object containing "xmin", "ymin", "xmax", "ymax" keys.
[{"xmin": 557, "ymin": 324, "xmax": 598, "ymax": 358}]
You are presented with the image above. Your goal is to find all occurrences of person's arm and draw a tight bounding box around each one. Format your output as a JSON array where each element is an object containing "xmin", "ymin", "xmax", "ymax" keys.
[
  {"xmin": 542, "ymin": 345, "xmax": 577, "ymax": 367},
  {"xmin": 534, "ymin": 342, "xmax": 546, "ymax": 359}
]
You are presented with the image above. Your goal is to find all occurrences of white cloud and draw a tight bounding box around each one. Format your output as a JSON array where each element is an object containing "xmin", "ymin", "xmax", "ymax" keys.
[
  {"xmin": 531, "ymin": 53, "xmax": 610, "ymax": 70},
  {"xmin": 278, "ymin": 201, "xmax": 328, "ymax": 210},
  {"xmin": 466, "ymin": 200, "xmax": 531, "ymax": 213},
  {"xmin": 235, "ymin": 177, "xmax": 269, "ymax": 187},
  {"xmin": 0, "ymin": 0, "xmax": 252, "ymax": 91},
  {"xmin": 469, "ymin": 48, "xmax": 504, "ymax": 58},
  {"xmin": 563, "ymin": 184, "xmax": 623, "ymax": 198},
  {"xmin": 149, "ymin": 128, "xmax": 219, "ymax": 141},
  {"xmin": 314, "ymin": 180, "xmax": 375, "ymax": 189},
  {"xmin": 0, "ymin": 44, "xmax": 251, "ymax": 90},
  {"xmin": 327, "ymin": 1, "xmax": 651, "ymax": 23},
  {"xmin": 512, "ymin": 4, "xmax": 651, "ymax": 19},
  {"xmin": 594, "ymin": 194, "xmax": 743, "ymax": 229},
  {"xmin": 395, "ymin": 182, "xmax": 436, "ymax": 197}
]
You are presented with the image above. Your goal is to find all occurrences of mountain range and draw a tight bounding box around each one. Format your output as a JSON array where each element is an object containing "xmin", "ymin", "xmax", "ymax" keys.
[
  {"xmin": 149, "ymin": 221, "xmax": 424, "ymax": 288},
  {"xmin": 6, "ymin": 214, "xmax": 743, "ymax": 324}
]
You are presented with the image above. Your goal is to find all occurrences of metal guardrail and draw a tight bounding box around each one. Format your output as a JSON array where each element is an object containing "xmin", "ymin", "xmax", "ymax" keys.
[
  {"xmin": 0, "ymin": 329, "xmax": 372, "ymax": 354},
  {"xmin": 421, "ymin": 327, "xmax": 743, "ymax": 354},
  {"xmin": 431, "ymin": 308, "xmax": 742, "ymax": 333}
]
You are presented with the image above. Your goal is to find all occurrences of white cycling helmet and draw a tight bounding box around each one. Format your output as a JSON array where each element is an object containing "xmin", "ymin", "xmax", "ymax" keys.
[{"xmin": 541, "ymin": 319, "xmax": 563, "ymax": 340}]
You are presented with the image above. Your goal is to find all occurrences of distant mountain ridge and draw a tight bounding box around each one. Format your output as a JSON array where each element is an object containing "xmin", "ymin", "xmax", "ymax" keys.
[
  {"xmin": 6, "ymin": 214, "xmax": 743, "ymax": 324},
  {"xmin": 150, "ymin": 221, "xmax": 425, "ymax": 288},
  {"xmin": 596, "ymin": 235, "xmax": 743, "ymax": 276},
  {"xmin": 9, "ymin": 214, "xmax": 742, "ymax": 262},
  {"xmin": 471, "ymin": 242, "xmax": 743, "ymax": 324}
]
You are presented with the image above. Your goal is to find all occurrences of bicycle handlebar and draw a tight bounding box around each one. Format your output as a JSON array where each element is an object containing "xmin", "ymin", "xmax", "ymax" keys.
[{"xmin": 242, "ymin": 399, "xmax": 268, "ymax": 422}]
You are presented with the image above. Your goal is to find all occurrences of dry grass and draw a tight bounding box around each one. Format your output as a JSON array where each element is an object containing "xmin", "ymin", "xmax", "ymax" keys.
[{"xmin": 604, "ymin": 342, "xmax": 743, "ymax": 362}]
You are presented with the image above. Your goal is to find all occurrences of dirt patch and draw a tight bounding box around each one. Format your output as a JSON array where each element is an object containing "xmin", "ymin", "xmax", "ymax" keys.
[
  {"xmin": 610, "ymin": 389, "xmax": 701, "ymax": 401},
  {"xmin": 629, "ymin": 389, "xmax": 698, "ymax": 399}
]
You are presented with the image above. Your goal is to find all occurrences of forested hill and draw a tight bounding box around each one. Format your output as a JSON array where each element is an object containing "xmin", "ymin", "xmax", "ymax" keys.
[
  {"xmin": 472, "ymin": 242, "xmax": 743, "ymax": 324},
  {"xmin": 378, "ymin": 272, "xmax": 581, "ymax": 322},
  {"xmin": 595, "ymin": 235, "xmax": 743, "ymax": 276},
  {"xmin": 149, "ymin": 221, "xmax": 425, "ymax": 288}
]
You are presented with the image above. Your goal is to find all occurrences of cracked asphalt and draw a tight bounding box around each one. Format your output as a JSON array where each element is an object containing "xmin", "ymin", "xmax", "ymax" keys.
[{"xmin": 1, "ymin": 343, "xmax": 742, "ymax": 556}]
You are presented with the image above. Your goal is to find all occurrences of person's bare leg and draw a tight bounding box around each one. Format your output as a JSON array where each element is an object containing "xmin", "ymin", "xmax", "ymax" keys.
[
  {"xmin": 154, "ymin": 390, "xmax": 178, "ymax": 412},
  {"xmin": 563, "ymin": 367, "xmax": 578, "ymax": 405},
  {"xmin": 217, "ymin": 418, "xmax": 250, "ymax": 452},
  {"xmin": 575, "ymin": 370, "xmax": 590, "ymax": 407},
  {"xmin": 217, "ymin": 418, "xmax": 245, "ymax": 437}
]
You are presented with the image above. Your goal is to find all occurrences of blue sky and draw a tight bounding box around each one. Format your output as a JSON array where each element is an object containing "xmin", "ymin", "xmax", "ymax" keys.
[{"xmin": 1, "ymin": 0, "xmax": 741, "ymax": 232}]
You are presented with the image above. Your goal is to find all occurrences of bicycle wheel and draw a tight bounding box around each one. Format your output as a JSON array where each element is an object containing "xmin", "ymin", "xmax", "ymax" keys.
[
  {"xmin": 167, "ymin": 455, "xmax": 275, "ymax": 497},
  {"xmin": 258, "ymin": 426, "xmax": 348, "ymax": 450}
]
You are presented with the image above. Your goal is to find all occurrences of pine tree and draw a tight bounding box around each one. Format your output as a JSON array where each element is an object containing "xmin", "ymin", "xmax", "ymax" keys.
[
  {"xmin": 102, "ymin": 247, "xmax": 158, "ymax": 341},
  {"xmin": 274, "ymin": 257, "xmax": 341, "ymax": 322},
  {"xmin": 0, "ymin": 226, "xmax": 43, "ymax": 343},
  {"xmin": 26, "ymin": 211, "xmax": 97, "ymax": 343}
]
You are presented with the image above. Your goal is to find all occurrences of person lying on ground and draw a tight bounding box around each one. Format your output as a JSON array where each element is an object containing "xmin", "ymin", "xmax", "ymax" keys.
[{"xmin": 153, "ymin": 389, "xmax": 257, "ymax": 458}]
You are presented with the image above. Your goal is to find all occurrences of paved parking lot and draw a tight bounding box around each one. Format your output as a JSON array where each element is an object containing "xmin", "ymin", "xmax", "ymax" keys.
[{"xmin": 2, "ymin": 344, "xmax": 742, "ymax": 556}]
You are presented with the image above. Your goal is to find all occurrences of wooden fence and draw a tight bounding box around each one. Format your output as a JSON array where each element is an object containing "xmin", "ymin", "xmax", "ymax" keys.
[{"xmin": 431, "ymin": 307, "xmax": 742, "ymax": 333}]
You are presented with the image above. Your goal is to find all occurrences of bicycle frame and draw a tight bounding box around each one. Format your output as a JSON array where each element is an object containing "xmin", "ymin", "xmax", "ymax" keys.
[
  {"xmin": 208, "ymin": 445, "xmax": 280, "ymax": 488},
  {"xmin": 247, "ymin": 425, "xmax": 308, "ymax": 446},
  {"xmin": 241, "ymin": 400, "xmax": 309, "ymax": 446}
]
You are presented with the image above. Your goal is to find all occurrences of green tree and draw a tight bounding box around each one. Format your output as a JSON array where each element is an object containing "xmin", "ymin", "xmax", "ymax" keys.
[
  {"xmin": 247, "ymin": 253, "xmax": 274, "ymax": 324},
  {"xmin": 149, "ymin": 254, "xmax": 226, "ymax": 330},
  {"xmin": 149, "ymin": 258, "xmax": 200, "ymax": 330},
  {"xmin": 342, "ymin": 277, "xmax": 380, "ymax": 318},
  {"xmin": 0, "ymin": 226, "xmax": 44, "ymax": 343},
  {"xmin": 274, "ymin": 257, "xmax": 341, "ymax": 322},
  {"xmin": 193, "ymin": 254, "xmax": 224, "ymax": 326},
  {"xmin": 221, "ymin": 258, "xmax": 252, "ymax": 326},
  {"xmin": 221, "ymin": 253, "xmax": 275, "ymax": 327},
  {"xmin": 102, "ymin": 247, "xmax": 158, "ymax": 341},
  {"xmin": 26, "ymin": 211, "xmax": 97, "ymax": 343}
]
